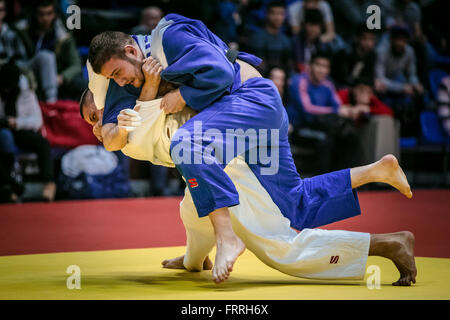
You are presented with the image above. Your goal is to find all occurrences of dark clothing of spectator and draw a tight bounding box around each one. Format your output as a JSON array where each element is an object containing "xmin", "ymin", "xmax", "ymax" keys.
[
  {"xmin": 292, "ymin": 31, "xmax": 328, "ymax": 73},
  {"xmin": 0, "ymin": 22, "xmax": 29, "ymax": 68},
  {"xmin": 212, "ymin": 1, "xmax": 239, "ymax": 45},
  {"xmin": 0, "ymin": 60, "xmax": 54, "ymax": 202},
  {"xmin": 246, "ymin": 27, "xmax": 292, "ymax": 76},
  {"xmin": 332, "ymin": 44, "xmax": 376, "ymax": 89}
]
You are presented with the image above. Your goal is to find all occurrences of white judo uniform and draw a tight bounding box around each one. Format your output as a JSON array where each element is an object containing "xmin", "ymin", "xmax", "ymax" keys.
[{"xmin": 120, "ymin": 99, "xmax": 371, "ymax": 280}]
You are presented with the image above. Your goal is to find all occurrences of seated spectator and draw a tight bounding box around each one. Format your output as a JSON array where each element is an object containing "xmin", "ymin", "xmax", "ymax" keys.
[
  {"xmin": 328, "ymin": 0, "xmax": 382, "ymax": 43},
  {"xmin": 338, "ymin": 77, "xmax": 400, "ymax": 165},
  {"xmin": 0, "ymin": 0, "xmax": 29, "ymax": 70},
  {"xmin": 130, "ymin": 6, "xmax": 163, "ymax": 35},
  {"xmin": 16, "ymin": 0, "xmax": 84, "ymax": 102},
  {"xmin": 437, "ymin": 75, "xmax": 450, "ymax": 136},
  {"xmin": 245, "ymin": 0, "xmax": 292, "ymax": 76},
  {"xmin": 0, "ymin": 58, "xmax": 56, "ymax": 203},
  {"xmin": 381, "ymin": 0, "xmax": 450, "ymax": 83},
  {"xmin": 338, "ymin": 77, "xmax": 394, "ymax": 122},
  {"xmin": 332, "ymin": 26, "xmax": 377, "ymax": 89},
  {"xmin": 292, "ymin": 8, "xmax": 329, "ymax": 73},
  {"xmin": 287, "ymin": 51, "xmax": 363, "ymax": 172},
  {"xmin": 375, "ymin": 25, "xmax": 424, "ymax": 136},
  {"xmin": 287, "ymin": 0, "xmax": 335, "ymax": 42},
  {"xmin": 268, "ymin": 66, "xmax": 287, "ymax": 103},
  {"xmin": 384, "ymin": 0, "xmax": 424, "ymax": 42}
]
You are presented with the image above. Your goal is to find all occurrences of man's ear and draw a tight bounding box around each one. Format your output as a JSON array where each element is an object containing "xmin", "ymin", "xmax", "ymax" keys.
[{"xmin": 124, "ymin": 45, "xmax": 138, "ymax": 58}]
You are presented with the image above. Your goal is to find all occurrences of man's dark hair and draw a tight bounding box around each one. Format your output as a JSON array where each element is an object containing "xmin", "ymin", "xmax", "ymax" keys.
[
  {"xmin": 311, "ymin": 50, "xmax": 331, "ymax": 64},
  {"xmin": 304, "ymin": 8, "xmax": 324, "ymax": 26},
  {"xmin": 352, "ymin": 76, "xmax": 374, "ymax": 88},
  {"xmin": 36, "ymin": 0, "xmax": 56, "ymax": 9},
  {"xmin": 390, "ymin": 25, "xmax": 410, "ymax": 40},
  {"xmin": 88, "ymin": 31, "xmax": 134, "ymax": 74},
  {"xmin": 79, "ymin": 88, "xmax": 92, "ymax": 119},
  {"xmin": 266, "ymin": 0, "xmax": 286, "ymax": 12},
  {"xmin": 356, "ymin": 24, "xmax": 378, "ymax": 37}
]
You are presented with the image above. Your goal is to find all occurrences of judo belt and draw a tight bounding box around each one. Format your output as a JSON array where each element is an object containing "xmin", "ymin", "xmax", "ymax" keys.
[{"xmin": 226, "ymin": 48, "xmax": 239, "ymax": 63}]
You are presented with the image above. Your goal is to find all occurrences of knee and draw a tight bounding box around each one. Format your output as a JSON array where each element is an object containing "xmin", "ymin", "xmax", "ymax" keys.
[
  {"xmin": 0, "ymin": 129, "xmax": 17, "ymax": 154},
  {"xmin": 34, "ymin": 50, "xmax": 57, "ymax": 64},
  {"xmin": 170, "ymin": 135, "xmax": 193, "ymax": 167}
]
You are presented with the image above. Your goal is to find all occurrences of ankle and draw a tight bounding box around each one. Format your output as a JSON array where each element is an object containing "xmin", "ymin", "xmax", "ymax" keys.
[{"xmin": 369, "ymin": 234, "xmax": 400, "ymax": 259}]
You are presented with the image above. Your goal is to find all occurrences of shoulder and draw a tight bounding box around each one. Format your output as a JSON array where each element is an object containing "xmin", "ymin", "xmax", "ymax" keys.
[
  {"xmin": 404, "ymin": 45, "xmax": 416, "ymax": 58},
  {"xmin": 320, "ymin": 1, "xmax": 332, "ymax": 12},
  {"xmin": 105, "ymin": 82, "xmax": 138, "ymax": 108},
  {"xmin": 288, "ymin": 1, "xmax": 302, "ymax": 13},
  {"xmin": 322, "ymin": 79, "xmax": 337, "ymax": 92},
  {"xmin": 296, "ymin": 73, "xmax": 309, "ymax": 86}
]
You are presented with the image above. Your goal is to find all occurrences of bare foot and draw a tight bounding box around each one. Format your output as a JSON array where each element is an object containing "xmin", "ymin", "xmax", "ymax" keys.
[
  {"xmin": 372, "ymin": 155, "xmax": 412, "ymax": 198},
  {"xmin": 162, "ymin": 255, "xmax": 213, "ymax": 270},
  {"xmin": 162, "ymin": 255, "xmax": 185, "ymax": 269},
  {"xmin": 212, "ymin": 236, "xmax": 246, "ymax": 284},
  {"xmin": 385, "ymin": 232, "xmax": 417, "ymax": 286}
]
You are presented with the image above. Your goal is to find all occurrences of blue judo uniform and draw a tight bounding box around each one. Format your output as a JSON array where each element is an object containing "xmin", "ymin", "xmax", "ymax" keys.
[{"xmin": 103, "ymin": 14, "xmax": 361, "ymax": 231}]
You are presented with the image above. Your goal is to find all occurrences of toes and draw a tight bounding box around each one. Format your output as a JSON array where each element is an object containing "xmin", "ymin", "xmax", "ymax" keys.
[
  {"xmin": 214, "ymin": 266, "xmax": 229, "ymax": 284},
  {"xmin": 212, "ymin": 266, "xmax": 224, "ymax": 284},
  {"xmin": 392, "ymin": 277, "xmax": 412, "ymax": 286}
]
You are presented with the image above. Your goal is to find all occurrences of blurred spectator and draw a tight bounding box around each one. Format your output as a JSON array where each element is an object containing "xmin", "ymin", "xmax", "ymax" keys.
[
  {"xmin": 287, "ymin": 0, "xmax": 334, "ymax": 42},
  {"xmin": 422, "ymin": 0, "xmax": 450, "ymax": 58},
  {"xmin": 381, "ymin": 0, "xmax": 450, "ymax": 85},
  {"xmin": 338, "ymin": 77, "xmax": 393, "ymax": 120},
  {"xmin": 287, "ymin": 51, "xmax": 363, "ymax": 172},
  {"xmin": 245, "ymin": 0, "xmax": 292, "ymax": 76},
  {"xmin": 212, "ymin": 1, "xmax": 240, "ymax": 49},
  {"xmin": 375, "ymin": 25, "xmax": 424, "ymax": 136},
  {"xmin": 268, "ymin": 66, "xmax": 287, "ymax": 101},
  {"xmin": 337, "ymin": 77, "xmax": 400, "ymax": 165},
  {"xmin": 384, "ymin": 0, "xmax": 424, "ymax": 42},
  {"xmin": 332, "ymin": 26, "xmax": 377, "ymax": 89},
  {"xmin": 16, "ymin": 0, "xmax": 84, "ymax": 102},
  {"xmin": 0, "ymin": 0, "xmax": 29, "ymax": 69},
  {"xmin": 437, "ymin": 75, "xmax": 450, "ymax": 136},
  {"xmin": 329, "ymin": 0, "xmax": 385, "ymax": 43},
  {"xmin": 292, "ymin": 8, "xmax": 328, "ymax": 73},
  {"xmin": 0, "ymin": 58, "xmax": 56, "ymax": 203},
  {"xmin": 0, "ymin": 0, "xmax": 53, "ymax": 203},
  {"xmin": 130, "ymin": 6, "xmax": 163, "ymax": 35}
]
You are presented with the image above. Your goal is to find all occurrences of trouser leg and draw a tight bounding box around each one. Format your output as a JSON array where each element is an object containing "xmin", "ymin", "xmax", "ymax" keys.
[
  {"xmin": 29, "ymin": 50, "xmax": 58, "ymax": 102},
  {"xmin": 225, "ymin": 158, "xmax": 370, "ymax": 279},
  {"xmin": 13, "ymin": 130, "xmax": 54, "ymax": 182},
  {"xmin": 179, "ymin": 188, "xmax": 216, "ymax": 271}
]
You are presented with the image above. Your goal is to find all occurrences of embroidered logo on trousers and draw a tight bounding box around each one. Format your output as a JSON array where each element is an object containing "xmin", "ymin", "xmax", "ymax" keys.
[
  {"xmin": 188, "ymin": 178, "xmax": 198, "ymax": 188},
  {"xmin": 330, "ymin": 256, "xmax": 339, "ymax": 264}
]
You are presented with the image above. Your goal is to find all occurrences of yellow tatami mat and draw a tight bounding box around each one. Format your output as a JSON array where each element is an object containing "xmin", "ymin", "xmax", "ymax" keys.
[{"xmin": 1, "ymin": 246, "xmax": 449, "ymax": 300}]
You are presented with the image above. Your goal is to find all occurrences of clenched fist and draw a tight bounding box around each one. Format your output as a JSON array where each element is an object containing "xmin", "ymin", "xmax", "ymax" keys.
[
  {"xmin": 142, "ymin": 57, "xmax": 163, "ymax": 88},
  {"xmin": 161, "ymin": 88, "xmax": 186, "ymax": 114}
]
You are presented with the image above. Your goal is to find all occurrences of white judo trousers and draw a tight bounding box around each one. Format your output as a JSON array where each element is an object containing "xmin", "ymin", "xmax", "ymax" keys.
[
  {"xmin": 180, "ymin": 156, "xmax": 371, "ymax": 280},
  {"xmin": 110, "ymin": 98, "xmax": 371, "ymax": 280}
]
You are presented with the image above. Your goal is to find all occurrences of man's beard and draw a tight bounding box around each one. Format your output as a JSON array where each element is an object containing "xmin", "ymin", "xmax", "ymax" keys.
[{"xmin": 123, "ymin": 55, "xmax": 144, "ymax": 87}]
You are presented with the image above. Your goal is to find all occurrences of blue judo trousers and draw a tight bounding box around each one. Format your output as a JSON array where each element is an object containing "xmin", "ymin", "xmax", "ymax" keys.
[
  {"xmin": 170, "ymin": 75, "xmax": 361, "ymax": 231},
  {"xmin": 139, "ymin": 13, "xmax": 362, "ymax": 231}
]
